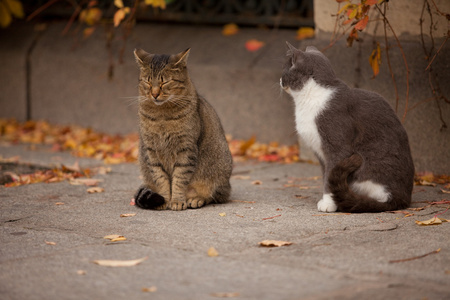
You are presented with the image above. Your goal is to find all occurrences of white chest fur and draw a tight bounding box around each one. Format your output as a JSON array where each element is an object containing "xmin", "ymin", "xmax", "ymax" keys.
[{"xmin": 288, "ymin": 78, "xmax": 334, "ymax": 162}]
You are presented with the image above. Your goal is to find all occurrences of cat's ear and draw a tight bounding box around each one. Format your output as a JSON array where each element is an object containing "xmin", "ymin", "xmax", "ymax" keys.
[
  {"xmin": 285, "ymin": 41, "xmax": 305, "ymax": 66},
  {"xmin": 286, "ymin": 41, "xmax": 297, "ymax": 55},
  {"xmin": 306, "ymin": 46, "xmax": 319, "ymax": 52},
  {"xmin": 134, "ymin": 48, "xmax": 150, "ymax": 66},
  {"xmin": 173, "ymin": 48, "xmax": 191, "ymax": 66}
]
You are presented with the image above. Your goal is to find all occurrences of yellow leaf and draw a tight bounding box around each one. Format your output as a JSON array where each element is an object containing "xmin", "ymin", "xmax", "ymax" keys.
[
  {"xmin": 103, "ymin": 234, "xmax": 127, "ymax": 242},
  {"xmin": 207, "ymin": 247, "xmax": 219, "ymax": 257},
  {"xmin": 259, "ymin": 240, "xmax": 293, "ymax": 247},
  {"xmin": 70, "ymin": 178, "xmax": 102, "ymax": 186},
  {"xmin": 142, "ymin": 286, "xmax": 157, "ymax": 292},
  {"xmin": 417, "ymin": 180, "xmax": 437, "ymax": 187},
  {"xmin": 210, "ymin": 292, "xmax": 240, "ymax": 298},
  {"xmin": 80, "ymin": 7, "xmax": 102, "ymax": 26},
  {"xmin": 114, "ymin": 7, "xmax": 129, "ymax": 27},
  {"xmin": 92, "ymin": 257, "xmax": 147, "ymax": 267},
  {"xmin": 4, "ymin": 0, "xmax": 24, "ymax": 18},
  {"xmin": 45, "ymin": 241, "xmax": 57, "ymax": 245},
  {"xmin": 348, "ymin": 8, "xmax": 358, "ymax": 20},
  {"xmin": 120, "ymin": 213, "xmax": 137, "ymax": 217},
  {"xmin": 222, "ymin": 23, "xmax": 239, "ymax": 36},
  {"xmin": 0, "ymin": 2, "xmax": 13, "ymax": 28},
  {"xmin": 87, "ymin": 187, "xmax": 104, "ymax": 193},
  {"xmin": 296, "ymin": 27, "xmax": 315, "ymax": 40},
  {"xmin": 145, "ymin": 0, "xmax": 166, "ymax": 9},
  {"xmin": 415, "ymin": 217, "xmax": 449, "ymax": 226},
  {"xmin": 337, "ymin": 3, "xmax": 351, "ymax": 15},
  {"xmin": 114, "ymin": 0, "xmax": 124, "ymax": 8},
  {"xmin": 219, "ymin": 212, "xmax": 227, "ymax": 217}
]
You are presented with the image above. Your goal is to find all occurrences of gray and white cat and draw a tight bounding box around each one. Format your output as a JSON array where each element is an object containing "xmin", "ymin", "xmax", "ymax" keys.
[{"xmin": 281, "ymin": 43, "xmax": 415, "ymax": 213}]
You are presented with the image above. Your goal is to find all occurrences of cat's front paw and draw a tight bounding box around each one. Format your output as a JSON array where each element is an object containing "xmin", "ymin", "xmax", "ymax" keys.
[
  {"xmin": 317, "ymin": 194, "xmax": 337, "ymax": 212},
  {"xmin": 187, "ymin": 198, "xmax": 206, "ymax": 209},
  {"xmin": 134, "ymin": 186, "xmax": 166, "ymax": 209},
  {"xmin": 168, "ymin": 200, "xmax": 187, "ymax": 211}
]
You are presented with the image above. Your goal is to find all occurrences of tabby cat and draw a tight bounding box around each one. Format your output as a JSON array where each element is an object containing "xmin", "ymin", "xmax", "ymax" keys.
[
  {"xmin": 281, "ymin": 42, "xmax": 415, "ymax": 213},
  {"xmin": 133, "ymin": 48, "xmax": 232, "ymax": 210}
]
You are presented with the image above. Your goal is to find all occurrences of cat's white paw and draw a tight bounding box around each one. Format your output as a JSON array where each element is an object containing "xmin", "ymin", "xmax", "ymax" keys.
[{"xmin": 317, "ymin": 194, "xmax": 337, "ymax": 212}]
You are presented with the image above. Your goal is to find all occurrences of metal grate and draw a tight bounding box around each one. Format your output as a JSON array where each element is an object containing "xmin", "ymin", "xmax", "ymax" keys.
[
  {"xmin": 22, "ymin": 0, "xmax": 314, "ymax": 28},
  {"xmin": 139, "ymin": 0, "xmax": 314, "ymax": 28}
]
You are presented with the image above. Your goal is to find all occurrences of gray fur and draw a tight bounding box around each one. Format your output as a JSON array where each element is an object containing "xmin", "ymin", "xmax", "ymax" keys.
[
  {"xmin": 133, "ymin": 48, "xmax": 232, "ymax": 211},
  {"xmin": 281, "ymin": 43, "xmax": 415, "ymax": 213}
]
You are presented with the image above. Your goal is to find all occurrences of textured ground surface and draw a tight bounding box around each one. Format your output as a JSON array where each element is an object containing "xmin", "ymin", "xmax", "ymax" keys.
[{"xmin": 1, "ymin": 144, "xmax": 449, "ymax": 300}]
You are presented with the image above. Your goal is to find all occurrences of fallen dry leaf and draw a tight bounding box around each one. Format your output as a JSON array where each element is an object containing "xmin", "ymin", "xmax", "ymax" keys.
[
  {"xmin": 251, "ymin": 180, "xmax": 262, "ymax": 185},
  {"xmin": 218, "ymin": 212, "xmax": 227, "ymax": 217},
  {"xmin": 296, "ymin": 27, "xmax": 315, "ymax": 40},
  {"xmin": 103, "ymin": 234, "xmax": 127, "ymax": 242},
  {"xmin": 130, "ymin": 198, "xmax": 136, "ymax": 205},
  {"xmin": 92, "ymin": 257, "xmax": 147, "ymax": 267},
  {"xmin": 415, "ymin": 217, "xmax": 449, "ymax": 226},
  {"xmin": 55, "ymin": 202, "xmax": 64, "ymax": 205},
  {"xmin": 87, "ymin": 187, "xmax": 104, "ymax": 193},
  {"xmin": 416, "ymin": 180, "xmax": 437, "ymax": 187},
  {"xmin": 70, "ymin": 178, "xmax": 102, "ymax": 186},
  {"xmin": 142, "ymin": 286, "xmax": 157, "ymax": 293},
  {"xmin": 222, "ymin": 23, "xmax": 239, "ymax": 36},
  {"xmin": 208, "ymin": 247, "xmax": 219, "ymax": 257},
  {"xmin": 441, "ymin": 189, "xmax": 450, "ymax": 194},
  {"xmin": 245, "ymin": 39, "xmax": 265, "ymax": 52},
  {"xmin": 210, "ymin": 292, "xmax": 240, "ymax": 298},
  {"xmin": 259, "ymin": 240, "xmax": 293, "ymax": 247},
  {"xmin": 45, "ymin": 241, "xmax": 56, "ymax": 245},
  {"xmin": 312, "ymin": 213, "xmax": 352, "ymax": 216},
  {"xmin": 76, "ymin": 270, "xmax": 86, "ymax": 275},
  {"xmin": 231, "ymin": 175, "xmax": 250, "ymax": 180},
  {"xmin": 120, "ymin": 213, "xmax": 136, "ymax": 217}
]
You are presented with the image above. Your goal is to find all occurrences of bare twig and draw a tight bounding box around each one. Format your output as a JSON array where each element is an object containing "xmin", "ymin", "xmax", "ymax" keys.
[
  {"xmin": 262, "ymin": 214, "xmax": 281, "ymax": 220},
  {"xmin": 425, "ymin": 36, "xmax": 449, "ymax": 71},
  {"xmin": 381, "ymin": 5, "xmax": 399, "ymax": 112},
  {"xmin": 26, "ymin": 0, "xmax": 61, "ymax": 21},
  {"xmin": 389, "ymin": 248, "xmax": 441, "ymax": 264},
  {"xmin": 62, "ymin": 3, "xmax": 83, "ymax": 36},
  {"xmin": 376, "ymin": 5, "xmax": 410, "ymax": 123}
]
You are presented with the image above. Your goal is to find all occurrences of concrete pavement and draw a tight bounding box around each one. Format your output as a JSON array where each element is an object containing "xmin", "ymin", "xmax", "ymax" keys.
[{"xmin": 1, "ymin": 143, "xmax": 449, "ymax": 299}]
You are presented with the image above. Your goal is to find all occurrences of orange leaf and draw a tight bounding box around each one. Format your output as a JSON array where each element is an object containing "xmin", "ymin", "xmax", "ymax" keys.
[
  {"xmin": 366, "ymin": 0, "xmax": 378, "ymax": 5},
  {"xmin": 354, "ymin": 15, "xmax": 369, "ymax": 30},
  {"xmin": 296, "ymin": 27, "xmax": 315, "ymax": 40},
  {"xmin": 245, "ymin": 39, "xmax": 265, "ymax": 52},
  {"xmin": 113, "ymin": 9, "xmax": 125, "ymax": 27},
  {"xmin": 343, "ymin": 19, "xmax": 353, "ymax": 25},
  {"xmin": 222, "ymin": 23, "xmax": 239, "ymax": 36},
  {"xmin": 369, "ymin": 42, "xmax": 381, "ymax": 78}
]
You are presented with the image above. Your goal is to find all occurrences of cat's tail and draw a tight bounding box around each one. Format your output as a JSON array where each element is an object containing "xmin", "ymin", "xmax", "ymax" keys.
[
  {"xmin": 134, "ymin": 185, "xmax": 166, "ymax": 209},
  {"xmin": 328, "ymin": 154, "xmax": 403, "ymax": 213}
]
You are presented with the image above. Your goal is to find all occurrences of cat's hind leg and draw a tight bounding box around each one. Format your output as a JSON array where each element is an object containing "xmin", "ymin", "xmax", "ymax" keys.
[
  {"xmin": 186, "ymin": 181, "xmax": 231, "ymax": 209},
  {"xmin": 134, "ymin": 185, "xmax": 167, "ymax": 210}
]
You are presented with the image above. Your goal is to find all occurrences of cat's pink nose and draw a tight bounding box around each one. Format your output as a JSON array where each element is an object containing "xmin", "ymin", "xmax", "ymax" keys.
[{"xmin": 152, "ymin": 92, "xmax": 160, "ymax": 99}]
